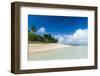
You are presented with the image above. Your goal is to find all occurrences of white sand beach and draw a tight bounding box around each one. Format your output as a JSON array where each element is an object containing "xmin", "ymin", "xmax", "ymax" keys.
[
  {"xmin": 28, "ymin": 44, "xmax": 88, "ymax": 60},
  {"xmin": 29, "ymin": 43, "xmax": 70, "ymax": 53}
]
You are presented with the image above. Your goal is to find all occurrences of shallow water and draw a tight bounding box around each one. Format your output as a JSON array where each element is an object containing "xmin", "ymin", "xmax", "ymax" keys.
[{"xmin": 28, "ymin": 45, "xmax": 88, "ymax": 60}]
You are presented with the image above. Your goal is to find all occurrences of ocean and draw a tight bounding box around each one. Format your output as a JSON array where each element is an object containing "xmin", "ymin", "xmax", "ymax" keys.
[{"xmin": 28, "ymin": 45, "xmax": 88, "ymax": 60}]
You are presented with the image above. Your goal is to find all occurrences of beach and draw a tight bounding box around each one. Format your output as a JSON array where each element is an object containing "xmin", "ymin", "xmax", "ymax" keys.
[
  {"xmin": 28, "ymin": 43, "xmax": 88, "ymax": 60},
  {"xmin": 29, "ymin": 43, "xmax": 70, "ymax": 53}
]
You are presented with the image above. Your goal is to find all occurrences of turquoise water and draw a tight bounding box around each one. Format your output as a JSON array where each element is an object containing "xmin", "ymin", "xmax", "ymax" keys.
[{"xmin": 28, "ymin": 45, "xmax": 88, "ymax": 60}]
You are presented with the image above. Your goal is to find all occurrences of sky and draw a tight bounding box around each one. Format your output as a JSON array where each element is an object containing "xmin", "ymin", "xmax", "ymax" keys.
[{"xmin": 28, "ymin": 15, "xmax": 88, "ymax": 45}]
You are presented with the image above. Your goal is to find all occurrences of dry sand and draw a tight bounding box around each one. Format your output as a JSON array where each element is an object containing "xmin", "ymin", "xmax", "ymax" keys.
[{"xmin": 28, "ymin": 43, "xmax": 70, "ymax": 53}]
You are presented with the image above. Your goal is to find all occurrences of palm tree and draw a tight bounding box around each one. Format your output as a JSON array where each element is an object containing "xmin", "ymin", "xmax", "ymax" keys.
[
  {"xmin": 43, "ymin": 34, "xmax": 51, "ymax": 41},
  {"xmin": 31, "ymin": 25, "xmax": 37, "ymax": 33}
]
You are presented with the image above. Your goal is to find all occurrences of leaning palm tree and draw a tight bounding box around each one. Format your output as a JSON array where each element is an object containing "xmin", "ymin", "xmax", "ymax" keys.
[{"xmin": 31, "ymin": 25, "xmax": 37, "ymax": 33}]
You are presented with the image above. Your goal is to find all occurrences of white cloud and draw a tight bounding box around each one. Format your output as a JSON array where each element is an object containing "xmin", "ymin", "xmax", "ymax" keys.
[
  {"xmin": 54, "ymin": 29, "xmax": 88, "ymax": 45},
  {"xmin": 37, "ymin": 27, "xmax": 46, "ymax": 34}
]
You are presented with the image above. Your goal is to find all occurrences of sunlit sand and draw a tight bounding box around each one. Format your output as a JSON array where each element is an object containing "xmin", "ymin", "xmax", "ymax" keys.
[{"xmin": 29, "ymin": 43, "xmax": 71, "ymax": 53}]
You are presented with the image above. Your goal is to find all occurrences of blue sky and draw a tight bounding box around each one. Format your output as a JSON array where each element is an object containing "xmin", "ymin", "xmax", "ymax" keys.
[
  {"xmin": 28, "ymin": 15, "xmax": 88, "ymax": 44},
  {"xmin": 28, "ymin": 15, "xmax": 88, "ymax": 35}
]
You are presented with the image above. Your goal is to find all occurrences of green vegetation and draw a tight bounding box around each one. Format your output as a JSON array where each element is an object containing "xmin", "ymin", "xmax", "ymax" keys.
[{"xmin": 28, "ymin": 26, "xmax": 58, "ymax": 43}]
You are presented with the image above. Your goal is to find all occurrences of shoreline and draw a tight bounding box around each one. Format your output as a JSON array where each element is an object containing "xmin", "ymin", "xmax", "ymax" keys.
[{"xmin": 28, "ymin": 43, "xmax": 71, "ymax": 53}]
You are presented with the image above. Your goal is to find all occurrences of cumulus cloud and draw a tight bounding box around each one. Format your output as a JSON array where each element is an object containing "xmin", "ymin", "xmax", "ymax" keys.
[
  {"xmin": 54, "ymin": 29, "xmax": 88, "ymax": 45},
  {"xmin": 37, "ymin": 27, "xmax": 46, "ymax": 34}
]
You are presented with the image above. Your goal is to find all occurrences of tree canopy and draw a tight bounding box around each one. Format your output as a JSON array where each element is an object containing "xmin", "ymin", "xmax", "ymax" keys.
[{"xmin": 28, "ymin": 25, "xmax": 58, "ymax": 43}]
